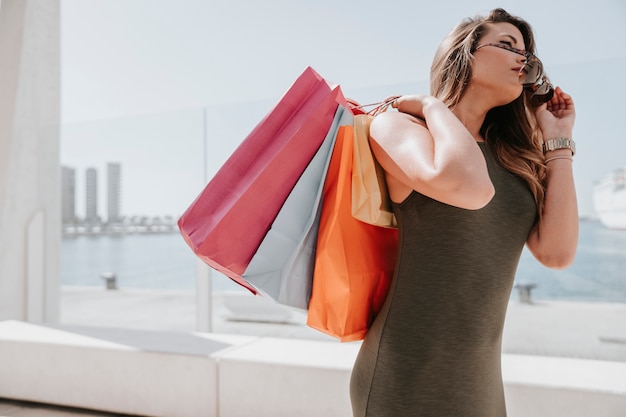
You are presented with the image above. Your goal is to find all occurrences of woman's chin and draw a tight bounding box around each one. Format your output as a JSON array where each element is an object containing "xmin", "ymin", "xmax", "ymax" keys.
[{"xmin": 499, "ymin": 89, "xmax": 524, "ymax": 107}]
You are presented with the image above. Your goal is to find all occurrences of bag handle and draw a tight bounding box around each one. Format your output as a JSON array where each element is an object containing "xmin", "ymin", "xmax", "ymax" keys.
[{"xmin": 347, "ymin": 95, "xmax": 402, "ymax": 116}]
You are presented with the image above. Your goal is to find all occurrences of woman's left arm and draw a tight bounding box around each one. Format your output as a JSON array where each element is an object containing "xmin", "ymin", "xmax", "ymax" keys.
[{"xmin": 526, "ymin": 87, "xmax": 579, "ymax": 269}]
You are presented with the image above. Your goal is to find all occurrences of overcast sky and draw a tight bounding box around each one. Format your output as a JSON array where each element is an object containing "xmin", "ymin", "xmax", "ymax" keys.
[{"xmin": 60, "ymin": 0, "xmax": 626, "ymax": 218}]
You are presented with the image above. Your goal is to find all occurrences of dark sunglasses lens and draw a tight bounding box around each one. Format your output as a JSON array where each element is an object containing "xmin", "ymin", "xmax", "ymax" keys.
[
  {"xmin": 534, "ymin": 81, "xmax": 552, "ymax": 96},
  {"xmin": 521, "ymin": 59, "xmax": 542, "ymax": 85},
  {"xmin": 529, "ymin": 85, "xmax": 554, "ymax": 107}
]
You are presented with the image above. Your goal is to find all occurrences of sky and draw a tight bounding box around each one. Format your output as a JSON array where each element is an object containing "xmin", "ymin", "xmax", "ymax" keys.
[{"xmin": 59, "ymin": 0, "xmax": 626, "ymax": 218}]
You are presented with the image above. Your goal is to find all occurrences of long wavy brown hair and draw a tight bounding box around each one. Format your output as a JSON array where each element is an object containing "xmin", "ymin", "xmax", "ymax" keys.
[{"xmin": 430, "ymin": 8, "xmax": 547, "ymax": 218}]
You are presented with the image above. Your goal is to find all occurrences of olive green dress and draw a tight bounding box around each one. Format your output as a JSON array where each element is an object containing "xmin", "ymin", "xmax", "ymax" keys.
[{"xmin": 350, "ymin": 142, "xmax": 537, "ymax": 417}]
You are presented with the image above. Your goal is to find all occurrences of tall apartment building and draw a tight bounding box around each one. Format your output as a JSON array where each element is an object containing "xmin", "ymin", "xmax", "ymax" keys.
[
  {"xmin": 107, "ymin": 162, "xmax": 121, "ymax": 224},
  {"xmin": 85, "ymin": 167, "xmax": 99, "ymax": 224},
  {"xmin": 61, "ymin": 166, "xmax": 76, "ymax": 224}
]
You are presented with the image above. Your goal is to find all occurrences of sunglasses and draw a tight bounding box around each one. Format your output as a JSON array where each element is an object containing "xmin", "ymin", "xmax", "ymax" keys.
[
  {"xmin": 474, "ymin": 42, "xmax": 554, "ymax": 106},
  {"xmin": 527, "ymin": 75, "xmax": 554, "ymax": 107}
]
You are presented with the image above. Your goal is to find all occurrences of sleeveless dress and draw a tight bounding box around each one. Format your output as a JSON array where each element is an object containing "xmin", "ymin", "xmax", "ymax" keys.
[{"xmin": 350, "ymin": 142, "xmax": 537, "ymax": 417}]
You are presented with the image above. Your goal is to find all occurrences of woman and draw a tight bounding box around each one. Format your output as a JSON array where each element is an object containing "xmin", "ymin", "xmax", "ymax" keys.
[{"xmin": 350, "ymin": 8, "xmax": 577, "ymax": 417}]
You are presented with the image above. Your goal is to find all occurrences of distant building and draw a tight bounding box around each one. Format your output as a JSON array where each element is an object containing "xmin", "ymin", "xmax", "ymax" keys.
[
  {"xmin": 85, "ymin": 167, "xmax": 99, "ymax": 224},
  {"xmin": 107, "ymin": 162, "xmax": 121, "ymax": 224},
  {"xmin": 61, "ymin": 166, "xmax": 76, "ymax": 224}
]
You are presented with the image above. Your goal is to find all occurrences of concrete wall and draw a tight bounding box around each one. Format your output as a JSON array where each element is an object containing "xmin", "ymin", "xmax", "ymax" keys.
[
  {"xmin": 1, "ymin": 321, "xmax": 625, "ymax": 417},
  {"xmin": 0, "ymin": 0, "xmax": 61, "ymax": 322}
]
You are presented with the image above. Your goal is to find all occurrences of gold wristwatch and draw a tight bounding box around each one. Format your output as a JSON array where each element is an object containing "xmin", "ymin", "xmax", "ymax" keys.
[{"xmin": 542, "ymin": 138, "xmax": 576, "ymax": 156}]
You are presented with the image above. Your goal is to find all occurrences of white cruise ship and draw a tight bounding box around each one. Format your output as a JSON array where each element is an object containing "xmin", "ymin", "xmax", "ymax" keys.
[{"xmin": 592, "ymin": 167, "xmax": 626, "ymax": 229}]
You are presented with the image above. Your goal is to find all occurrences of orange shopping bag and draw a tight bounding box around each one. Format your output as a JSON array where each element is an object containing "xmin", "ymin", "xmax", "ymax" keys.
[{"xmin": 307, "ymin": 124, "xmax": 398, "ymax": 342}]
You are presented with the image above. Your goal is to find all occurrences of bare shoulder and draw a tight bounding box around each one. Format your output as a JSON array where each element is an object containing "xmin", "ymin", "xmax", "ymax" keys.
[
  {"xmin": 371, "ymin": 111, "xmax": 426, "ymax": 130},
  {"xmin": 369, "ymin": 111, "xmax": 428, "ymax": 147}
]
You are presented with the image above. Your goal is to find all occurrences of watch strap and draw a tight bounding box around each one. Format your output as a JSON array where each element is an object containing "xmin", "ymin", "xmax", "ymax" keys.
[{"xmin": 543, "ymin": 138, "xmax": 576, "ymax": 156}]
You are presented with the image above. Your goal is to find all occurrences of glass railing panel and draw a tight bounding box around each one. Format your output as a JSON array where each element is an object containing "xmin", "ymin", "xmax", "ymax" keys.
[{"xmin": 59, "ymin": 58, "xmax": 626, "ymax": 360}]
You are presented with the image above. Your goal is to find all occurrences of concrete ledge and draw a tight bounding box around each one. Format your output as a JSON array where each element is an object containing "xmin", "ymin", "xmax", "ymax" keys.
[
  {"xmin": 0, "ymin": 320, "xmax": 256, "ymax": 417},
  {"xmin": 503, "ymin": 355, "xmax": 626, "ymax": 417},
  {"xmin": 1, "ymin": 320, "xmax": 625, "ymax": 417},
  {"xmin": 218, "ymin": 337, "xmax": 358, "ymax": 417}
]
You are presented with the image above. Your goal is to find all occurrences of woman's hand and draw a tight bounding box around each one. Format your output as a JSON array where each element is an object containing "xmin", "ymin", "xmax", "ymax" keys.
[
  {"xmin": 392, "ymin": 95, "xmax": 436, "ymax": 119},
  {"xmin": 534, "ymin": 87, "xmax": 576, "ymax": 139}
]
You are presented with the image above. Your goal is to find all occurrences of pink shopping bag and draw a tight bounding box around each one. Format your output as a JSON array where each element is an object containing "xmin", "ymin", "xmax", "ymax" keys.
[{"xmin": 178, "ymin": 67, "xmax": 346, "ymax": 293}]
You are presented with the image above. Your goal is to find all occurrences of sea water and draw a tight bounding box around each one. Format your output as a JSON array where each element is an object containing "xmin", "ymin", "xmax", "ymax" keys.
[{"xmin": 61, "ymin": 220, "xmax": 626, "ymax": 303}]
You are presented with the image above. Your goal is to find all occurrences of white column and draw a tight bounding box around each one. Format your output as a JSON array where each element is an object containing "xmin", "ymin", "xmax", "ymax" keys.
[
  {"xmin": 195, "ymin": 107, "xmax": 213, "ymax": 332},
  {"xmin": 0, "ymin": 0, "xmax": 61, "ymax": 323},
  {"xmin": 196, "ymin": 260, "xmax": 213, "ymax": 332}
]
